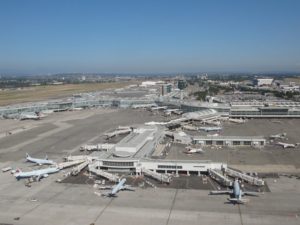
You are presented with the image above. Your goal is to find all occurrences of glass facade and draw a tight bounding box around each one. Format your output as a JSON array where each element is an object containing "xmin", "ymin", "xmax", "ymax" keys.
[
  {"xmin": 158, "ymin": 165, "xmax": 183, "ymax": 169},
  {"xmin": 216, "ymin": 141, "xmax": 224, "ymax": 145},
  {"xmin": 233, "ymin": 141, "xmax": 241, "ymax": 145},
  {"xmin": 230, "ymin": 107, "xmax": 300, "ymax": 117},
  {"xmin": 102, "ymin": 161, "xmax": 135, "ymax": 167}
]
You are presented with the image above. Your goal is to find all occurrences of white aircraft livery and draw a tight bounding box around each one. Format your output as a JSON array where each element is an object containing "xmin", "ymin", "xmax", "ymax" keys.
[
  {"xmin": 184, "ymin": 147, "xmax": 204, "ymax": 154},
  {"xmin": 26, "ymin": 153, "xmax": 55, "ymax": 165},
  {"xmin": 14, "ymin": 167, "xmax": 60, "ymax": 181},
  {"xmin": 100, "ymin": 178, "xmax": 135, "ymax": 197},
  {"xmin": 276, "ymin": 142, "xmax": 298, "ymax": 149},
  {"xmin": 210, "ymin": 179, "xmax": 259, "ymax": 204}
]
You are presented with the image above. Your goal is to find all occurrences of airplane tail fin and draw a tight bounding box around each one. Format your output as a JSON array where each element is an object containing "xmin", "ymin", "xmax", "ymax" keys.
[
  {"xmin": 15, "ymin": 168, "xmax": 22, "ymax": 174},
  {"xmin": 45, "ymin": 154, "xmax": 48, "ymax": 160},
  {"xmin": 26, "ymin": 153, "xmax": 30, "ymax": 158}
]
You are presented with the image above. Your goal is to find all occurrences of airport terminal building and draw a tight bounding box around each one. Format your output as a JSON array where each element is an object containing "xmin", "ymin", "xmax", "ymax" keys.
[
  {"xmin": 95, "ymin": 158, "xmax": 226, "ymax": 176},
  {"xmin": 229, "ymin": 101, "xmax": 300, "ymax": 118},
  {"xmin": 192, "ymin": 136, "xmax": 266, "ymax": 147},
  {"xmin": 89, "ymin": 125, "xmax": 226, "ymax": 178}
]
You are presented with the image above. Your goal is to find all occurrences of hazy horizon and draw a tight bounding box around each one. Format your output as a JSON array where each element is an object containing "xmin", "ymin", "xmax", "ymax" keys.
[{"xmin": 1, "ymin": 0, "xmax": 300, "ymax": 74}]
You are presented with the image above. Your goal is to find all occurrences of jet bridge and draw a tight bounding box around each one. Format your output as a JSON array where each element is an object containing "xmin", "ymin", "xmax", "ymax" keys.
[
  {"xmin": 224, "ymin": 167, "xmax": 264, "ymax": 186},
  {"xmin": 71, "ymin": 161, "xmax": 89, "ymax": 176},
  {"xmin": 208, "ymin": 169, "xmax": 232, "ymax": 187},
  {"xmin": 142, "ymin": 168, "xmax": 172, "ymax": 183},
  {"xmin": 64, "ymin": 155, "xmax": 97, "ymax": 162},
  {"xmin": 88, "ymin": 164, "xmax": 119, "ymax": 182},
  {"xmin": 57, "ymin": 159, "xmax": 86, "ymax": 169}
]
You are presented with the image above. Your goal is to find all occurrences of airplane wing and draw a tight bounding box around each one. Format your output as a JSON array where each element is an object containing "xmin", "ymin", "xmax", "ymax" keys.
[
  {"xmin": 121, "ymin": 185, "xmax": 135, "ymax": 191},
  {"xmin": 98, "ymin": 185, "xmax": 113, "ymax": 190},
  {"xmin": 243, "ymin": 191, "xmax": 260, "ymax": 196},
  {"xmin": 100, "ymin": 191, "xmax": 117, "ymax": 197},
  {"xmin": 94, "ymin": 191, "xmax": 113, "ymax": 197},
  {"xmin": 210, "ymin": 190, "xmax": 233, "ymax": 195}
]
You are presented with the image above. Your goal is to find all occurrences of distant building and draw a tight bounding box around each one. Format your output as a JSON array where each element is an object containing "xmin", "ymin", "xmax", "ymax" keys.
[
  {"xmin": 140, "ymin": 81, "xmax": 164, "ymax": 87},
  {"xmin": 279, "ymin": 82, "xmax": 300, "ymax": 92},
  {"xmin": 52, "ymin": 81, "xmax": 64, "ymax": 85},
  {"xmin": 177, "ymin": 79, "xmax": 187, "ymax": 90},
  {"xmin": 280, "ymin": 85, "xmax": 300, "ymax": 92},
  {"xmin": 161, "ymin": 83, "xmax": 172, "ymax": 96},
  {"xmin": 253, "ymin": 78, "xmax": 274, "ymax": 87}
]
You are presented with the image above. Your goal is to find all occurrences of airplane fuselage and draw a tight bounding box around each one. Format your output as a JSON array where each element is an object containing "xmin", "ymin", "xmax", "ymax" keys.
[
  {"xmin": 276, "ymin": 142, "xmax": 296, "ymax": 148},
  {"xmin": 233, "ymin": 180, "xmax": 242, "ymax": 198},
  {"xmin": 27, "ymin": 157, "xmax": 54, "ymax": 165},
  {"xmin": 15, "ymin": 167, "xmax": 59, "ymax": 180},
  {"xmin": 111, "ymin": 178, "xmax": 126, "ymax": 196}
]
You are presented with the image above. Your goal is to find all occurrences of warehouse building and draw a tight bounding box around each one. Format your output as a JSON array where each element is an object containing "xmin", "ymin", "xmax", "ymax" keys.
[{"xmin": 253, "ymin": 78, "xmax": 274, "ymax": 87}]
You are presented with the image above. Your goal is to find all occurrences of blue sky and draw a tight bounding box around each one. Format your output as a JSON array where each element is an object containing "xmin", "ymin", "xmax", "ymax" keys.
[{"xmin": 0, "ymin": 0, "xmax": 300, "ymax": 74}]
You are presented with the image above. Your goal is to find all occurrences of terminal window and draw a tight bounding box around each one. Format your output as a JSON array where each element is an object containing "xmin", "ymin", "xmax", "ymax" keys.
[
  {"xmin": 216, "ymin": 141, "xmax": 224, "ymax": 145},
  {"xmin": 205, "ymin": 141, "xmax": 213, "ymax": 145},
  {"xmin": 103, "ymin": 161, "xmax": 134, "ymax": 167},
  {"xmin": 158, "ymin": 165, "xmax": 182, "ymax": 169},
  {"xmin": 233, "ymin": 141, "xmax": 241, "ymax": 145}
]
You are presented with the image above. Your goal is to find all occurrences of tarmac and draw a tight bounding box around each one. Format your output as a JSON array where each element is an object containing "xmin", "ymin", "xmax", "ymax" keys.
[
  {"xmin": 167, "ymin": 119, "xmax": 300, "ymax": 174},
  {"xmin": 0, "ymin": 171, "xmax": 299, "ymax": 225},
  {"xmin": 0, "ymin": 109, "xmax": 300, "ymax": 225},
  {"xmin": 0, "ymin": 109, "xmax": 164, "ymax": 163}
]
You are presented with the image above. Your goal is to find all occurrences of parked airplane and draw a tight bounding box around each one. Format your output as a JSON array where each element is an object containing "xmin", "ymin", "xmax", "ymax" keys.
[
  {"xmin": 228, "ymin": 118, "xmax": 246, "ymax": 124},
  {"xmin": 210, "ymin": 179, "xmax": 259, "ymax": 204},
  {"xmin": 173, "ymin": 110, "xmax": 183, "ymax": 115},
  {"xmin": 104, "ymin": 128, "xmax": 132, "ymax": 139},
  {"xmin": 184, "ymin": 147, "xmax": 204, "ymax": 154},
  {"xmin": 164, "ymin": 109, "xmax": 181, "ymax": 113},
  {"xmin": 40, "ymin": 109, "xmax": 54, "ymax": 114},
  {"xmin": 202, "ymin": 120, "xmax": 221, "ymax": 126},
  {"xmin": 99, "ymin": 178, "xmax": 135, "ymax": 197},
  {"xmin": 20, "ymin": 112, "xmax": 45, "ymax": 120},
  {"xmin": 131, "ymin": 104, "xmax": 157, "ymax": 109},
  {"xmin": 198, "ymin": 126, "xmax": 222, "ymax": 132},
  {"xmin": 276, "ymin": 142, "xmax": 298, "ymax": 148},
  {"xmin": 14, "ymin": 166, "xmax": 60, "ymax": 181},
  {"xmin": 26, "ymin": 153, "xmax": 55, "ymax": 165},
  {"xmin": 164, "ymin": 109, "xmax": 183, "ymax": 115},
  {"xmin": 150, "ymin": 106, "xmax": 168, "ymax": 111},
  {"xmin": 145, "ymin": 121, "xmax": 167, "ymax": 125},
  {"xmin": 70, "ymin": 107, "xmax": 83, "ymax": 111},
  {"xmin": 269, "ymin": 133, "xmax": 286, "ymax": 140}
]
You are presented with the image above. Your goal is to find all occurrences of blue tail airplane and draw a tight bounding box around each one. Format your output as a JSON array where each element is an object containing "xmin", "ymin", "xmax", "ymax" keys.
[{"xmin": 210, "ymin": 179, "xmax": 259, "ymax": 204}]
